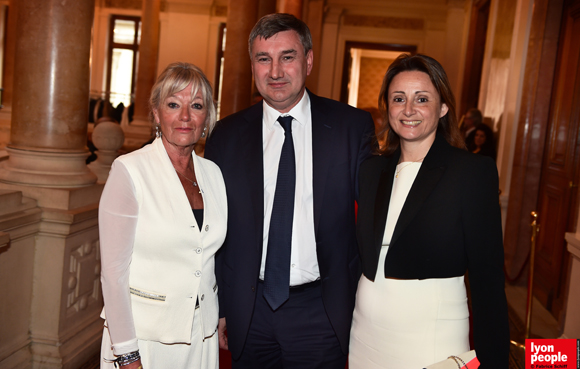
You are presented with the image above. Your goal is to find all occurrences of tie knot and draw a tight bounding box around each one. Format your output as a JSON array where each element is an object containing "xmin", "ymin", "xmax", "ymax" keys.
[{"xmin": 277, "ymin": 115, "xmax": 294, "ymax": 133}]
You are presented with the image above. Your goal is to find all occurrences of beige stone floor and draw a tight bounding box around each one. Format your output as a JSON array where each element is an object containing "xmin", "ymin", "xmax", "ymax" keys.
[
  {"xmin": 505, "ymin": 282, "xmax": 560, "ymax": 339},
  {"xmin": 505, "ymin": 282, "xmax": 561, "ymax": 369}
]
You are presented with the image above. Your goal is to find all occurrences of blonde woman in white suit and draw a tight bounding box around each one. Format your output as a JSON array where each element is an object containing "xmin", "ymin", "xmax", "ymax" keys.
[{"xmin": 99, "ymin": 62, "xmax": 227, "ymax": 369}]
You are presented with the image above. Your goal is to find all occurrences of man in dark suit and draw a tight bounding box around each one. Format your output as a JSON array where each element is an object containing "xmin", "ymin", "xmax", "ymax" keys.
[
  {"xmin": 461, "ymin": 108, "xmax": 483, "ymax": 151},
  {"xmin": 204, "ymin": 13, "xmax": 374, "ymax": 369}
]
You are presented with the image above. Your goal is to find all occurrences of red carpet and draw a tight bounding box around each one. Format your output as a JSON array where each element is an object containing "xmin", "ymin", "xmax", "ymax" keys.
[
  {"xmin": 219, "ymin": 348, "xmax": 232, "ymax": 369},
  {"xmin": 218, "ymin": 349, "xmax": 349, "ymax": 368}
]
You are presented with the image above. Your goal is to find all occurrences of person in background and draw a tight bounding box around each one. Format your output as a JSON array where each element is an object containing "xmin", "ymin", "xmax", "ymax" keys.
[
  {"xmin": 205, "ymin": 13, "xmax": 374, "ymax": 369},
  {"xmin": 350, "ymin": 53, "xmax": 509, "ymax": 369},
  {"xmin": 471, "ymin": 123, "xmax": 496, "ymax": 160},
  {"xmin": 361, "ymin": 106, "xmax": 385, "ymax": 150},
  {"xmin": 99, "ymin": 62, "xmax": 227, "ymax": 369},
  {"xmin": 461, "ymin": 107, "xmax": 483, "ymax": 151}
]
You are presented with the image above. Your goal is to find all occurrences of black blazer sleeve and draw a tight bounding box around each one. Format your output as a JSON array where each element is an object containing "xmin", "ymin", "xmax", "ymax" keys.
[{"xmin": 461, "ymin": 155, "xmax": 509, "ymax": 369}]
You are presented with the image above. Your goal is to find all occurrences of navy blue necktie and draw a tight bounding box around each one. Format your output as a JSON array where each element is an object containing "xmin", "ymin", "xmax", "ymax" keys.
[{"xmin": 263, "ymin": 115, "xmax": 296, "ymax": 311}]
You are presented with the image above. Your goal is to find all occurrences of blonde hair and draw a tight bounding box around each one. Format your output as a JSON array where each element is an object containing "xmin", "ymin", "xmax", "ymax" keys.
[{"xmin": 149, "ymin": 62, "xmax": 217, "ymax": 134}]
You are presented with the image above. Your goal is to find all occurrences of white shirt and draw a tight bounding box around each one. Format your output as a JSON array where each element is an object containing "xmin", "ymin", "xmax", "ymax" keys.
[
  {"xmin": 260, "ymin": 91, "xmax": 319, "ymax": 286},
  {"xmin": 382, "ymin": 162, "xmax": 422, "ymax": 247},
  {"xmin": 465, "ymin": 126, "xmax": 475, "ymax": 138}
]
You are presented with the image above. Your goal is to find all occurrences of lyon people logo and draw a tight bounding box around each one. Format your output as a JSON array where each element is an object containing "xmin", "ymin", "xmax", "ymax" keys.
[{"xmin": 525, "ymin": 339, "xmax": 579, "ymax": 369}]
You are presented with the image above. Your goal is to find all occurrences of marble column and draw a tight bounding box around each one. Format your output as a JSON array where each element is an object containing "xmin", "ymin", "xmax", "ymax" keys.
[
  {"xmin": 258, "ymin": 0, "xmax": 276, "ymax": 17},
  {"xmin": 220, "ymin": 0, "xmax": 259, "ymax": 118},
  {"xmin": 132, "ymin": 0, "xmax": 160, "ymax": 125},
  {"xmin": 277, "ymin": 0, "xmax": 303, "ymax": 18},
  {"xmin": 316, "ymin": 7, "xmax": 343, "ymax": 98},
  {"xmin": 0, "ymin": 1, "xmax": 104, "ymax": 368},
  {"xmin": 124, "ymin": 0, "xmax": 161, "ymax": 150},
  {"xmin": 0, "ymin": 0, "xmax": 17, "ymax": 149},
  {"xmin": 248, "ymin": 0, "xmax": 278, "ymax": 102},
  {"xmin": 1, "ymin": 0, "xmax": 16, "ymax": 111},
  {"xmin": 305, "ymin": 0, "xmax": 324, "ymax": 94},
  {"xmin": 0, "ymin": 0, "xmax": 97, "ymax": 187}
]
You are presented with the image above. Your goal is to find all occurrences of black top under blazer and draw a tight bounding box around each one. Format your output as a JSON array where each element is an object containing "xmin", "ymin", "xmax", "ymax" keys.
[
  {"xmin": 204, "ymin": 89, "xmax": 374, "ymax": 360},
  {"xmin": 356, "ymin": 134, "xmax": 509, "ymax": 369}
]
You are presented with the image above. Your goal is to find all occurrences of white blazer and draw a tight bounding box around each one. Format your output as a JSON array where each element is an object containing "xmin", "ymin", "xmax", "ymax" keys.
[{"xmin": 100, "ymin": 138, "xmax": 227, "ymax": 352}]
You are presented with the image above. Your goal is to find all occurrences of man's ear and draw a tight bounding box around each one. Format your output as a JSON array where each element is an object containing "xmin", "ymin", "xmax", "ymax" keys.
[{"xmin": 306, "ymin": 49, "xmax": 313, "ymax": 76}]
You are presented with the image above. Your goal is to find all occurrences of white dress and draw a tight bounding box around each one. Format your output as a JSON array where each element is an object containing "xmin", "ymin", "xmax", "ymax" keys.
[
  {"xmin": 99, "ymin": 139, "xmax": 227, "ymax": 369},
  {"xmin": 349, "ymin": 162, "xmax": 470, "ymax": 369}
]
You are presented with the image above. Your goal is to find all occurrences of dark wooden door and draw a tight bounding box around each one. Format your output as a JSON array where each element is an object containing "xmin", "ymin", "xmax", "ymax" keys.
[
  {"xmin": 339, "ymin": 41, "xmax": 417, "ymax": 105},
  {"xmin": 534, "ymin": 0, "xmax": 580, "ymax": 320},
  {"xmin": 459, "ymin": 0, "xmax": 490, "ymax": 117}
]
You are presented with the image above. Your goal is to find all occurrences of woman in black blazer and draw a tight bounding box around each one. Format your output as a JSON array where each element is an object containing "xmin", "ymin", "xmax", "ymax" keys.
[{"xmin": 349, "ymin": 54, "xmax": 509, "ymax": 369}]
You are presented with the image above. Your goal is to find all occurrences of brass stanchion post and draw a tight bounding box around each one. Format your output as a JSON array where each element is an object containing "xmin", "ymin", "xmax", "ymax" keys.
[
  {"xmin": 510, "ymin": 211, "xmax": 539, "ymax": 349},
  {"xmin": 525, "ymin": 211, "xmax": 539, "ymax": 339}
]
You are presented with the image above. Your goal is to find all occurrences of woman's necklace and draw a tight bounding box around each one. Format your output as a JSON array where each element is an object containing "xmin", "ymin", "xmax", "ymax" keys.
[
  {"xmin": 396, "ymin": 156, "xmax": 425, "ymax": 178},
  {"xmin": 175, "ymin": 168, "xmax": 198, "ymax": 186},
  {"xmin": 174, "ymin": 167, "xmax": 203, "ymax": 195}
]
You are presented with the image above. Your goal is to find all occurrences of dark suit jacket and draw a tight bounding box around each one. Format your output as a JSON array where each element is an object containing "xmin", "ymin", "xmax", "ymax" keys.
[
  {"xmin": 204, "ymin": 90, "xmax": 374, "ymax": 359},
  {"xmin": 465, "ymin": 127, "xmax": 476, "ymax": 151},
  {"xmin": 356, "ymin": 134, "xmax": 509, "ymax": 369}
]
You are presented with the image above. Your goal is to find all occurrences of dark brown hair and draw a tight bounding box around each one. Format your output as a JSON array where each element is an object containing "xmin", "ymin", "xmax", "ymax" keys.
[
  {"xmin": 248, "ymin": 13, "xmax": 312, "ymax": 57},
  {"xmin": 465, "ymin": 108, "xmax": 483, "ymax": 126},
  {"xmin": 376, "ymin": 53, "xmax": 464, "ymax": 155}
]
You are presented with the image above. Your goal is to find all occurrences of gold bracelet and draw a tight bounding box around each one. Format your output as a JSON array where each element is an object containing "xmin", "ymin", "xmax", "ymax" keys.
[{"xmin": 448, "ymin": 355, "xmax": 467, "ymax": 369}]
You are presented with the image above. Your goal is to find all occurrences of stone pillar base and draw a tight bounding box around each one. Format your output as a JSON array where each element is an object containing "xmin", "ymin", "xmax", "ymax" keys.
[
  {"xmin": 0, "ymin": 182, "xmax": 103, "ymax": 210},
  {"xmin": 0, "ymin": 183, "xmax": 105, "ymax": 369},
  {"xmin": 0, "ymin": 346, "xmax": 30, "ymax": 369},
  {"xmin": 121, "ymin": 119, "xmax": 153, "ymax": 152},
  {"xmin": 88, "ymin": 152, "xmax": 118, "ymax": 184},
  {"xmin": 28, "ymin": 199, "xmax": 103, "ymax": 369},
  {"xmin": 31, "ymin": 318, "xmax": 102, "ymax": 369},
  {"xmin": 0, "ymin": 190, "xmax": 41, "ymax": 369},
  {"xmin": 0, "ymin": 146, "xmax": 97, "ymax": 188},
  {"xmin": 0, "ymin": 107, "xmax": 12, "ymax": 150}
]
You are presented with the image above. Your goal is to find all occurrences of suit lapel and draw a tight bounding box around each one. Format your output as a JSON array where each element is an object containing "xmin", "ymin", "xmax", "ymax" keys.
[
  {"xmin": 373, "ymin": 152, "xmax": 399, "ymax": 250},
  {"xmin": 389, "ymin": 136, "xmax": 448, "ymax": 246},
  {"xmin": 310, "ymin": 91, "xmax": 334, "ymax": 236},
  {"xmin": 241, "ymin": 104, "xmax": 266, "ymax": 253}
]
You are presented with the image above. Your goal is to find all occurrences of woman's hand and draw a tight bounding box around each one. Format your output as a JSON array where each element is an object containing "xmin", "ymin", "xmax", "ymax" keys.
[{"xmin": 218, "ymin": 317, "xmax": 228, "ymax": 350}]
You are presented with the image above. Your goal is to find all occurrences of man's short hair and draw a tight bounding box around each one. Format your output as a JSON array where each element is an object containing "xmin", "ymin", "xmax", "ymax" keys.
[
  {"xmin": 466, "ymin": 108, "xmax": 483, "ymax": 126},
  {"xmin": 248, "ymin": 13, "xmax": 313, "ymax": 57}
]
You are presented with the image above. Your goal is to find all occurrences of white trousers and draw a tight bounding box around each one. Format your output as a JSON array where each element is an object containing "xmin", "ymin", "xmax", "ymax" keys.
[{"xmin": 101, "ymin": 307, "xmax": 218, "ymax": 369}]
